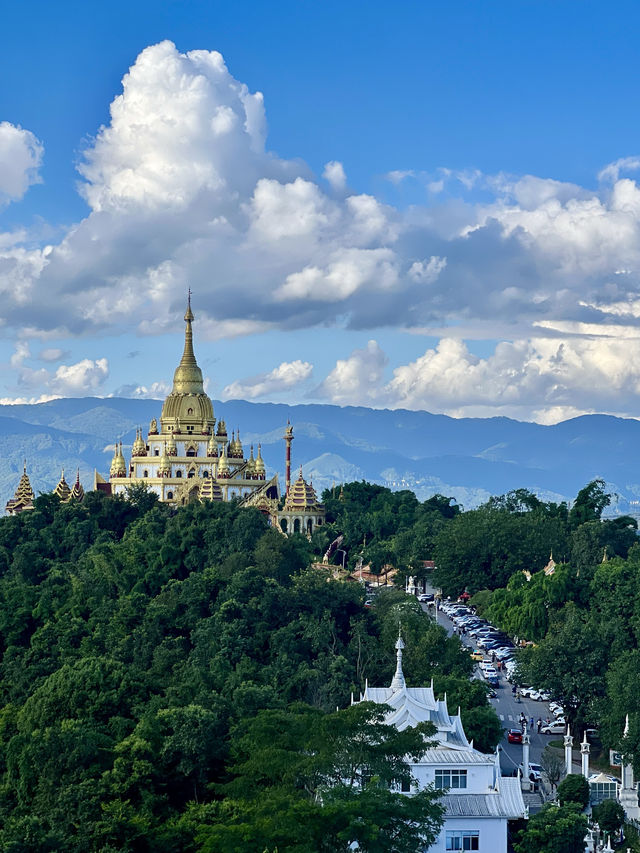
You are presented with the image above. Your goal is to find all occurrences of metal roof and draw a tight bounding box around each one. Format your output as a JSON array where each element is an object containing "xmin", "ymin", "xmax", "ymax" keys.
[{"xmin": 443, "ymin": 778, "xmax": 527, "ymax": 819}]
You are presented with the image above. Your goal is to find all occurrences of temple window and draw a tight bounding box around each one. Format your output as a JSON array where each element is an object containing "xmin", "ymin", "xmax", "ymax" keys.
[
  {"xmin": 187, "ymin": 407, "xmax": 193, "ymax": 415},
  {"xmin": 188, "ymin": 470, "xmax": 195, "ymax": 479},
  {"xmin": 167, "ymin": 491, "xmax": 173, "ymax": 499},
  {"xmin": 202, "ymin": 470, "xmax": 209, "ymax": 478},
  {"xmin": 155, "ymin": 448, "xmax": 160, "ymax": 456},
  {"xmin": 143, "ymin": 470, "xmax": 148, "ymax": 478},
  {"xmin": 435, "ymin": 769, "xmax": 467, "ymax": 790},
  {"xmin": 445, "ymin": 831, "xmax": 478, "ymax": 851},
  {"xmin": 293, "ymin": 518, "xmax": 301, "ymax": 534},
  {"xmin": 186, "ymin": 447, "xmax": 196, "ymax": 457},
  {"xmin": 176, "ymin": 470, "xmax": 183, "ymax": 478}
]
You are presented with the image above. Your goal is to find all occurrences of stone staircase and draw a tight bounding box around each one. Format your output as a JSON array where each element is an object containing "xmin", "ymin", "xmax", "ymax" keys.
[{"xmin": 522, "ymin": 789, "xmax": 545, "ymax": 812}]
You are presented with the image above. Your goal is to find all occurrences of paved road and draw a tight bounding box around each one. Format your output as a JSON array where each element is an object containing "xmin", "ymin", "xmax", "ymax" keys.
[{"xmin": 422, "ymin": 599, "xmax": 557, "ymax": 777}]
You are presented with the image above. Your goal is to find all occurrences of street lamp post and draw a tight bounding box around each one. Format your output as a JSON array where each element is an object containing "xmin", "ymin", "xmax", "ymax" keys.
[{"xmin": 336, "ymin": 548, "xmax": 347, "ymax": 574}]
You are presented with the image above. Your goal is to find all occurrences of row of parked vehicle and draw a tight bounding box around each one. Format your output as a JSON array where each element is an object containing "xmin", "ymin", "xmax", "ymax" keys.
[
  {"xmin": 440, "ymin": 601, "xmax": 571, "ymax": 736},
  {"xmin": 439, "ymin": 602, "xmax": 517, "ymax": 681}
]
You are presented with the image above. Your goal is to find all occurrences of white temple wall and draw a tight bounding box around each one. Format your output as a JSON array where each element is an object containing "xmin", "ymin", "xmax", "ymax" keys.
[
  {"xmin": 430, "ymin": 817, "xmax": 506, "ymax": 853},
  {"xmin": 411, "ymin": 761, "xmax": 495, "ymax": 792}
]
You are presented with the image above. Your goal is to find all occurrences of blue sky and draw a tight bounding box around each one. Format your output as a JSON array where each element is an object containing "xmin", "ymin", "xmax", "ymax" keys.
[{"xmin": 2, "ymin": 0, "xmax": 640, "ymax": 422}]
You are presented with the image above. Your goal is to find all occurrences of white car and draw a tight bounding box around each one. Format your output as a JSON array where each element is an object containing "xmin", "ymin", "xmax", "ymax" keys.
[
  {"xmin": 541, "ymin": 721, "xmax": 566, "ymax": 735},
  {"xmin": 519, "ymin": 762, "xmax": 542, "ymax": 782}
]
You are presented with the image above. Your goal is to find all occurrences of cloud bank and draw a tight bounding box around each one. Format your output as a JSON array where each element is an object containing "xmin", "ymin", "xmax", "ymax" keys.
[{"xmin": 4, "ymin": 41, "xmax": 640, "ymax": 420}]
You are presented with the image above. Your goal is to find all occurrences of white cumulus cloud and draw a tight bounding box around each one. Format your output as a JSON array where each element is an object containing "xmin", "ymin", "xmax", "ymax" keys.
[
  {"xmin": 0, "ymin": 122, "xmax": 43, "ymax": 207},
  {"xmin": 323, "ymin": 160, "xmax": 347, "ymax": 192},
  {"xmin": 50, "ymin": 358, "xmax": 109, "ymax": 395},
  {"xmin": 222, "ymin": 359, "xmax": 312, "ymax": 400},
  {"xmin": 317, "ymin": 341, "xmax": 387, "ymax": 406},
  {"xmin": 317, "ymin": 333, "xmax": 640, "ymax": 422}
]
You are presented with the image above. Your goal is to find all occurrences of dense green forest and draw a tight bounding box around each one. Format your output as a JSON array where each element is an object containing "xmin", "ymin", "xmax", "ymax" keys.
[
  {"xmin": 0, "ymin": 488, "xmax": 491, "ymax": 851},
  {"xmin": 2, "ymin": 476, "xmax": 638, "ymax": 850}
]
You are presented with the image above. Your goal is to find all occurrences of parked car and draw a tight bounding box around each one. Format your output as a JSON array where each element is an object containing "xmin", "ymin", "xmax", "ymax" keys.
[
  {"xmin": 541, "ymin": 721, "xmax": 566, "ymax": 735},
  {"xmin": 486, "ymin": 675, "xmax": 500, "ymax": 687},
  {"xmin": 418, "ymin": 593, "xmax": 434, "ymax": 603},
  {"xmin": 470, "ymin": 650, "xmax": 484, "ymax": 661},
  {"xmin": 519, "ymin": 762, "xmax": 542, "ymax": 782},
  {"xmin": 494, "ymin": 648, "xmax": 514, "ymax": 659},
  {"xmin": 507, "ymin": 728, "xmax": 523, "ymax": 744},
  {"xmin": 468, "ymin": 627, "xmax": 491, "ymax": 638}
]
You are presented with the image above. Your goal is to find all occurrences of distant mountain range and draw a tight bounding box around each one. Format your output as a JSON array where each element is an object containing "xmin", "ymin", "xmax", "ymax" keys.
[{"xmin": 1, "ymin": 396, "xmax": 639, "ymax": 514}]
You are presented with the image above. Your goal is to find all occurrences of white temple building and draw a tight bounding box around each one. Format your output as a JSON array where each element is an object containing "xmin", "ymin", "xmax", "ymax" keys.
[{"xmin": 354, "ymin": 636, "xmax": 527, "ymax": 852}]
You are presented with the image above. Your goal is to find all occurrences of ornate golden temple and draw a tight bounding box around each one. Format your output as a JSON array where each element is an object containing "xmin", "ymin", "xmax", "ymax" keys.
[
  {"xmin": 92, "ymin": 296, "xmax": 325, "ymax": 534},
  {"xmin": 6, "ymin": 296, "xmax": 325, "ymax": 535}
]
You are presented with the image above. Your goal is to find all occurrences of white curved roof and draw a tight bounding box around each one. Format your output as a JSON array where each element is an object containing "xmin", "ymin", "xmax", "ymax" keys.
[{"xmin": 359, "ymin": 638, "xmax": 471, "ymax": 748}]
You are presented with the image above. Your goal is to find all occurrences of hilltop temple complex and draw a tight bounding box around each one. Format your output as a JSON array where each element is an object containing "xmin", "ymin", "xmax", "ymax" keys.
[{"xmin": 6, "ymin": 297, "xmax": 325, "ymax": 535}]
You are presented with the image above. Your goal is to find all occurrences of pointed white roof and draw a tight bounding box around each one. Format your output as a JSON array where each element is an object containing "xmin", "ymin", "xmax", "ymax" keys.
[{"xmin": 360, "ymin": 636, "xmax": 470, "ymax": 748}]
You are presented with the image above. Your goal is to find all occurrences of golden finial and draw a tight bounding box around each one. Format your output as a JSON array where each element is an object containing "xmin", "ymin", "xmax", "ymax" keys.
[{"xmin": 185, "ymin": 288, "xmax": 194, "ymax": 322}]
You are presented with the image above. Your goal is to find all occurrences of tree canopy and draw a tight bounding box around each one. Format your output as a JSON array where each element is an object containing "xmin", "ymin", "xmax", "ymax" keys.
[{"xmin": 0, "ymin": 489, "xmax": 492, "ymax": 850}]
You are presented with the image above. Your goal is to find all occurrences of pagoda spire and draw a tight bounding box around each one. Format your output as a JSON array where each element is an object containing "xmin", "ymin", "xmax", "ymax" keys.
[
  {"xmin": 390, "ymin": 628, "xmax": 406, "ymax": 691},
  {"xmin": 171, "ymin": 291, "xmax": 204, "ymax": 394},
  {"xmin": 180, "ymin": 291, "xmax": 196, "ymax": 367}
]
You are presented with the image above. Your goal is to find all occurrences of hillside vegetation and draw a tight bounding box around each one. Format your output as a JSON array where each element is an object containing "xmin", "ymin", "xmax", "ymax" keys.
[
  {"xmin": 3, "ymin": 477, "xmax": 637, "ymax": 849},
  {"xmin": 0, "ymin": 488, "xmax": 483, "ymax": 852},
  {"xmin": 322, "ymin": 480, "xmax": 640, "ymax": 776}
]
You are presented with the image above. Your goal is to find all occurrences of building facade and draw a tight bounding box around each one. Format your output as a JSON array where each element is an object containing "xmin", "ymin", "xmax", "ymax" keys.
[
  {"xmin": 354, "ymin": 636, "xmax": 527, "ymax": 852},
  {"xmin": 93, "ymin": 296, "xmax": 324, "ymax": 532}
]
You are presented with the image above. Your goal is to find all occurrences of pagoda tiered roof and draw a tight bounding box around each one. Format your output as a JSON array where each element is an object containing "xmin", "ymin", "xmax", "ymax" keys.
[
  {"xmin": 284, "ymin": 467, "xmax": 323, "ymax": 512},
  {"xmin": 6, "ymin": 464, "xmax": 35, "ymax": 515}
]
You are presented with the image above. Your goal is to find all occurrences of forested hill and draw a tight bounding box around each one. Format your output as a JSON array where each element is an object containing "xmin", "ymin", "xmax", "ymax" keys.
[
  {"xmin": 0, "ymin": 488, "xmax": 496, "ymax": 851},
  {"xmin": 2, "ymin": 396, "xmax": 640, "ymax": 511}
]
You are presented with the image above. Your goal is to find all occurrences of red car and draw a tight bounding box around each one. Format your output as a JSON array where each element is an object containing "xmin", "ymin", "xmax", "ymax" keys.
[{"xmin": 507, "ymin": 728, "xmax": 523, "ymax": 744}]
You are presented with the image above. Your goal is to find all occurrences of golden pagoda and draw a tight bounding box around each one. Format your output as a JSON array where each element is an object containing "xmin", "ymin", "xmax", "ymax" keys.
[
  {"xmin": 277, "ymin": 465, "xmax": 325, "ymax": 536},
  {"xmin": 53, "ymin": 469, "xmax": 71, "ymax": 502},
  {"xmin": 5, "ymin": 298, "xmax": 325, "ymax": 535},
  {"xmin": 69, "ymin": 470, "xmax": 85, "ymax": 502},
  {"xmin": 99, "ymin": 294, "xmax": 280, "ymax": 508},
  {"xmin": 5, "ymin": 463, "xmax": 35, "ymax": 515},
  {"xmin": 88, "ymin": 294, "xmax": 325, "ymax": 534}
]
